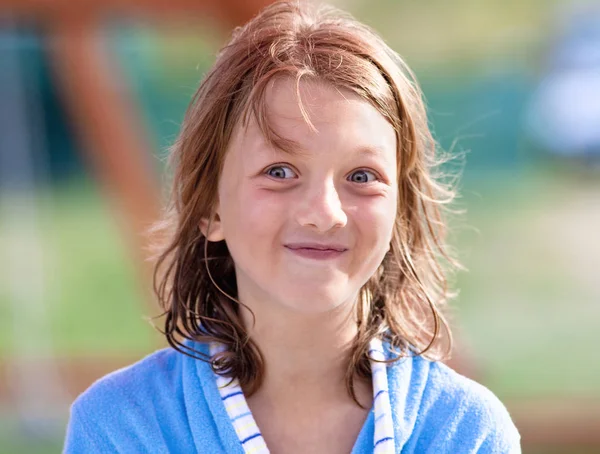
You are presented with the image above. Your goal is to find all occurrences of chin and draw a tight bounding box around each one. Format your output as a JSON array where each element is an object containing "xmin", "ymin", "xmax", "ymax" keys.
[
  {"xmin": 277, "ymin": 283, "xmax": 354, "ymax": 315},
  {"xmin": 285, "ymin": 301, "xmax": 341, "ymax": 315}
]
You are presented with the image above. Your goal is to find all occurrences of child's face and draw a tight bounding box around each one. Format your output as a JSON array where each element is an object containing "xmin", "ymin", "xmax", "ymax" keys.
[{"xmin": 208, "ymin": 78, "xmax": 397, "ymax": 316}]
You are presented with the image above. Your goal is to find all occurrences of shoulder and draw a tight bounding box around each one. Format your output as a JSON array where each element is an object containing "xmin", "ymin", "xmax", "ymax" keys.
[
  {"xmin": 73, "ymin": 346, "xmax": 183, "ymax": 413},
  {"xmin": 387, "ymin": 353, "xmax": 521, "ymax": 453},
  {"xmin": 423, "ymin": 359, "xmax": 518, "ymax": 434},
  {"xmin": 64, "ymin": 347, "xmax": 190, "ymax": 452}
]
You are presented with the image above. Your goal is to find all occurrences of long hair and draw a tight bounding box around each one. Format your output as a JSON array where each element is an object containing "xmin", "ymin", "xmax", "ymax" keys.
[{"xmin": 152, "ymin": 0, "xmax": 460, "ymax": 404}]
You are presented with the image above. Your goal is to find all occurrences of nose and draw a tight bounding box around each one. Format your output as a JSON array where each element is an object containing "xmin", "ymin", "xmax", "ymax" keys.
[{"xmin": 294, "ymin": 177, "xmax": 347, "ymax": 232}]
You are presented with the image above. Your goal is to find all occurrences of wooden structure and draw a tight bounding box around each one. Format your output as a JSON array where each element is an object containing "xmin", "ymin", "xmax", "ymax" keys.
[{"xmin": 3, "ymin": 0, "xmax": 274, "ymax": 286}]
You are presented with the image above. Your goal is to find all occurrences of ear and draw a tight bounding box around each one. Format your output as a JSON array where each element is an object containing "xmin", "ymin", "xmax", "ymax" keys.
[{"xmin": 200, "ymin": 209, "xmax": 225, "ymax": 242}]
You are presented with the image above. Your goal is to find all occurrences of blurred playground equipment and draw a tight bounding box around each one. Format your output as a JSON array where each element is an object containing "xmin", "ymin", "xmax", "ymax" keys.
[{"xmin": 0, "ymin": 0, "xmax": 272, "ymax": 449}]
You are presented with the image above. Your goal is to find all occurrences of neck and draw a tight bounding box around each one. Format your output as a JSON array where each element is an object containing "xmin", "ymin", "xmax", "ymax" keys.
[{"xmin": 239, "ymin": 297, "xmax": 368, "ymax": 404}]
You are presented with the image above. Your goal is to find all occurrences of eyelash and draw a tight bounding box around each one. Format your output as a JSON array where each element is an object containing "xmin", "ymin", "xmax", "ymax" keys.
[{"xmin": 264, "ymin": 165, "xmax": 381, "ymax": 183}]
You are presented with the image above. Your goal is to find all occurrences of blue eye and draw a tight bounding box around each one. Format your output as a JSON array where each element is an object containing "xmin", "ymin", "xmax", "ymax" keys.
[
  {"xmin": 349, "ymin": 169, "xmax": 378, "ymax": 183},
  {"xmin": 266, "ymin": 165, "xmax": 297, "ymax": 179}
]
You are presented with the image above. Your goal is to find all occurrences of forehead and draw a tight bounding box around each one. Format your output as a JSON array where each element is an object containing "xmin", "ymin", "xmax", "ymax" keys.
[
  {"xmin": 237, "ymin": 77, "xmax": 397, "ymax": 157},
  {"xmin": 265, "ymin": 77, "xmax": 374, "ymax": 126}
]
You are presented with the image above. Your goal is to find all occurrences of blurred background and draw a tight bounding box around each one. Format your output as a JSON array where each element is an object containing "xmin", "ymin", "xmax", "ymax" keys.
[{"xmin": 1, "ymin": 0, "xmax": 599, "ymax": 452}]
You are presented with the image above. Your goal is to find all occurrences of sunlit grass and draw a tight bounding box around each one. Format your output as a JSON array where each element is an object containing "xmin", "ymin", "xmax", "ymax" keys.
[
  {"xmin": 0, "ymin": 179, "xmax": 155, "ymax": 357},
  {"xmin": 453, "ymin": 166, "xmax": 600, "ymax": 399}
]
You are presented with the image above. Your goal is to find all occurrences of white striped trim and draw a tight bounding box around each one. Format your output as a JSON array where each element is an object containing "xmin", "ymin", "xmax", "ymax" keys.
[
  {"xmin": 369, "ymin": 337, "xmax": 396, "ymax": 453},
  {"xmin": 209, "ymin": 342, "xmax": 270, "ymax": 454},
  {"xmin": 209, "ymin": 337, "xmax": 396, "ymax": 453}
]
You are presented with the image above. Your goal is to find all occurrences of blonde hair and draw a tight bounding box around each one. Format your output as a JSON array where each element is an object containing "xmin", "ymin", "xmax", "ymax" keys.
[{"xmin": 153, "ymin": 0, "xmax": 460, "ymax": 404}]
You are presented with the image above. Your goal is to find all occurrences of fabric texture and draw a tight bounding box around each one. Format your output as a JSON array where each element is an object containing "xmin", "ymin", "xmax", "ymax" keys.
[
  {"xmin": 63, "ymin": 340, "xmax": 521, "ymax": 453},
  {"xmin": 209, "ymin": 341, "xmax": 270, "ymax": 454}
]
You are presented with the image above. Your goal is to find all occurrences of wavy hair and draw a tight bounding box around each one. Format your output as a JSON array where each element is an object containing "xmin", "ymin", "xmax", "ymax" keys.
[{"xmin": 152, "ymin": 0, "xmax": 461, "ymax": 404}]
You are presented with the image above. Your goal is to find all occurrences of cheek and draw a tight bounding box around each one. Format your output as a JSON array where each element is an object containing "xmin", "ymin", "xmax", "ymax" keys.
[
  {"xmin": 243, "ymin": 188, "xmax": 286, "ymax": 230},
  {"xmin": 352, "ymin": 196, "xmax": 397, "ymax": 245},
  {"xmin": 350, "ymin": 196, "xmax": 396, "ymax": 270},
  {"xmin": 221, "ymin": 187, "xmax": 286, "ymax": 250}
]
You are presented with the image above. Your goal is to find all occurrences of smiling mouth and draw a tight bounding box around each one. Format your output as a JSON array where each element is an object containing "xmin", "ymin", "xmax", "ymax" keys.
[{"xmin": 284, "ymin": 245, "xmax": 347, "ymax": 260}]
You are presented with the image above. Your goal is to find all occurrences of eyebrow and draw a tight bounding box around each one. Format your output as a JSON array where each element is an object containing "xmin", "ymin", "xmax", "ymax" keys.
[{"xmin": 261, "ymin": 134, "xmax": 310, "ymax": 157}]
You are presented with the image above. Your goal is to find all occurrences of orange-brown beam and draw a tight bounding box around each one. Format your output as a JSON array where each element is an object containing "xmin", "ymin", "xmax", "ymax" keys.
[
  {"xmin": 48, "ymin": 16, "xmax": 160, "ymax": 295},
  {"xmin": 6, "ymin": 0, "xmax": 273, "ymax": 319},
  {"xmin": 0, "ymin": 0, "xmax": 273, "ymax": 27}
]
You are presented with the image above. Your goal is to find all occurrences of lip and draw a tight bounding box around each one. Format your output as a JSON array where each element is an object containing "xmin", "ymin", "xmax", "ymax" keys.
[
  {"xmin": 284, "ymin": 243, "xmax": 348, "ymax": 261},
  {"xmin": 285, "ymin": 242, "xmax": 348, "ymax": 252}
]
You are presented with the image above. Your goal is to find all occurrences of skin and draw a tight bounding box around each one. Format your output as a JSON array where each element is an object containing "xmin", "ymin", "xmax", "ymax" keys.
[{"xmin": 201, "ymin": 77, "xmax": 398, "ymax": 453}]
